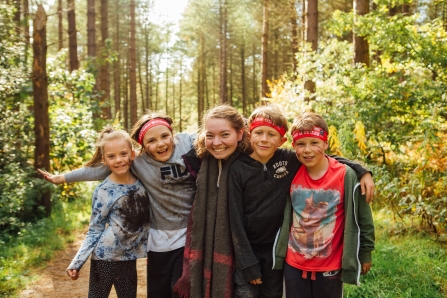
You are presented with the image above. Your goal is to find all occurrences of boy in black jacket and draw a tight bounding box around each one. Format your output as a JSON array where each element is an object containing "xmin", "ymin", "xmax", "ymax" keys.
[{"xmin": 228, "ymin": 105, "xmax": 374, "ymax": 298}]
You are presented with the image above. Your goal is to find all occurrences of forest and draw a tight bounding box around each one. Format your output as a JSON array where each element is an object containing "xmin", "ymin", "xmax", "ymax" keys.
[{"xmin": 0, "ymin": 0, "xmax": 446, "ymax": 296}]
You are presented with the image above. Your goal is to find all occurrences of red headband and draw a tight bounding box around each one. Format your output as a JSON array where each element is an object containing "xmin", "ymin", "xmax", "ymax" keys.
[
  {"xmin": 249, "ymin": 117, "xmax": 286, "ymax": 137},
  {"xmin": 138, "ymin": 118, "xmax": 172, "ymax": 145},
  {"xmin": 292, "ymin": 126, "xmax": 328, "ymax": 143}
]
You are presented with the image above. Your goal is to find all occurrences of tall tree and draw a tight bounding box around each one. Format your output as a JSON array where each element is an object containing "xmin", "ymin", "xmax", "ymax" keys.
[
  {"xmin": 129, "ymin": 0, "xmax": 137, "ymax": 124},
  {"xmin": 67, "ymin": 0, "xmax": 79, "ymax": 71},
  {"xmin": 353, "ymin": 0, "xmax": 370, "ymax": 66},
  {"xmin": 100, "ymin": 0, "xmax": 111, "ymax": 118},
  {"xmin": 304, "ymin": 0, "xmax": 318, "ymax": 96},
  {"xmin": 58, "ymin": 0, "xmax": 63, "ymax": 51},
  {"xmin": 261, "ymin": 0, "xmax": 269, "ymax": 99},
  {"xmin": 219, "ymin": 0, "xmax": 228, "ymax": 103},
  {"xmin": 113, "ymin": 0, "xmax": 120, "ymax": 118},
  {"xmin": 32, "ymin": 5, "xmax": 51, "ymax": 216},
  {"xmin": 87, "ymin": 0, "xmax": 96, "ymax": 57}
]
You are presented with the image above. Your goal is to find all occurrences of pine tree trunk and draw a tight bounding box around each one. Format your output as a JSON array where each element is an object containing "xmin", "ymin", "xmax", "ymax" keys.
[
  {"xmin": 67, "ymin": 0, "xmax": 79, "ymax": 71},
  {"xmin": 353, "ymin": 0, "xmax": 370, "ymax": 66},
  {"xmin": 24, "ymin": 0, "xmax": 29, "ymax": 44},
  {"xmin": 219, "ymin": 0, "xmax": 228, "ymax": 103},
  {"xmin": 129, "ymin": 0, "xmax": 137, "ymax": 124},
  {"xmin": 290, "ymin": 0, "xmax": 299, "ymax": 73},
  {"xmin": 114, "ymin": 0, "xmax": 120, "ymax": 118},
  {"xmin": 304, "ymin": 0, "xmax": 317, "ymax": 97},
  {"xmin": 179, "ymin": 59, "xmax": 183, "ymax": 132},
  {"xmin": 100, "ymin": 0, "xmax": 111, "ymax": 118},
  {"xmin": 13, "ymin": 0, "xmax": 20, "ymax": 35},
  {"xmin": 165, "ymin": 63, "xmax": 169, "ymax": 115},
  {"xmin": 145, "ymin": 24, "xmax": 151, "ymax": 110},
  {"xmin": 58, "ymin": 0, "xmax": 63, "ymax": 51},
  {"xmin": 261, "ymin": 0, "xmax": 269, "ymax": 100},
  {"xmin": 87, "ymin": 0, "xmax": 96, "ymax": 57},
  {"xmin": 240, "ymin": 41, "xmax": 247, "ymax": 115},
  {"xmin": 33, "ymin": 5, "xmax": 51, "ymax": 217},
  {"xmin": 138, "ymin": 50, "xmax": 144, "ymax": 114}
]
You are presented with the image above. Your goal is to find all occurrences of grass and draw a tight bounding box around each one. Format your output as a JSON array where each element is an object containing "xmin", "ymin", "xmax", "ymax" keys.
[
  {"xmin": 1, "ymin": 199, "xmax": 446, "ymax": 297},
  {"xmin": 0, "ymin": 183, "xmax": 93, "ymax": 297},
  {"xmin": 345, "ymin": 211, "xmax": 447, "ymax": 298}
]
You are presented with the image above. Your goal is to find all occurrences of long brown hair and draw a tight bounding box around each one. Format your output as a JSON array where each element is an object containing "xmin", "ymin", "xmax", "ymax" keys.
[
  {"xmin": 85, "ymin": 127, "xmax": 133, "ymax": 167},
  {"xmin": 195, "ymin": 104, "xmax": 252, "ymax": 158}
]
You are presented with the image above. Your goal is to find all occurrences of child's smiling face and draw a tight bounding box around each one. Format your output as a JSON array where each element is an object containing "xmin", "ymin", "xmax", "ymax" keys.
[
  {"xmin": 249, "ymin": 125, "xmax": 286, "ymax": 164},
  {"xmin": 142, "ymin": 125, "xmax": 175, "ymax": 162},
  {"xmin": 204, "ymin": 118, "xmax": 243, "ymax": 160},
  {"xmin": 102, "ymin": 138, "xmax": 135, "ymax": 177}
]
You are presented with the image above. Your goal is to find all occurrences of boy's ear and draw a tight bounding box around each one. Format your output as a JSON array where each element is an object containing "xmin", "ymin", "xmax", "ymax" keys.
[
  {"xmin": 279, "ymin": 136, "xmax": 287, "ymax": 146},
  {"xmin": 323, "ymin": 141, "xmax": 329, "ymax": 150}
]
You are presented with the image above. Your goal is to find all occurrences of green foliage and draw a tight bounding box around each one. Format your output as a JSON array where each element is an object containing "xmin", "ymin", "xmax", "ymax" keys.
[
  {"xmin": 345, "ymin": 214, "xmax": 447, "ymax": 297},
  {"xmin": 270, "ymin": 0, "xmax": 447, "ymax": 236},
  {"xmin": 0, "ymin": 2, "xmax": 99, "ymax": 237},
  {"xmin": 0, "ymin": 186, "xmax": 92, "ymax": 297}
]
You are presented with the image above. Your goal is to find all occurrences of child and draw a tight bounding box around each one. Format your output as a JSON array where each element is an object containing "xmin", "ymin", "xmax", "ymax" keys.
[
  {"xmin": 228, "ymin": 105, "xmax": 374, "ymax": 297},
  {"xmin": 39, "ymin": 112, "xmax": 197, "ymax": 298},
  {"xmin": 175, "ymin": 104, "xmax": 252, "ymax": 298},
  {"xmin": 66, "ymin": 127, "xmax": 150, "ymax": 298},
  {"xmin": 282, "ymin": 111, "xmax": 375, "ymax": 297}
]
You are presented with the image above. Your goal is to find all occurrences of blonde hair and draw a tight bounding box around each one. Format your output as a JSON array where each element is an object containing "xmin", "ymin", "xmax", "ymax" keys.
[
  {"xmin": 195, "ymin": 105, "xmax": 252, "ymax": 158},
  {"xmin": 130, "ymin": 111, "xmax": 174, "ymax": 154},
  {"xmin": 291, "ymin": 112, "xmax": 329, "ymax": 135},
  {"xmin": 85, "ymin": 127, "xmax": 133, "ymax": 167},
  {"xmin": 248, "ymin": 105, "xmax": 289, "ymax": 133}
]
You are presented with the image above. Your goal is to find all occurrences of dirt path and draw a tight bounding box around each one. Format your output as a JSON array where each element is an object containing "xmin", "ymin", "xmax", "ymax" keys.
[{"xmin": 19, "ymin": 229, "xmax": 147, "ymax": 298}]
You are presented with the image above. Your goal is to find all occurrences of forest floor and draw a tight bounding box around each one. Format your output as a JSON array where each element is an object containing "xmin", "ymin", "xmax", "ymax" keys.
[{"xmin": 18, "ymin": 228, "xmax": 147, "ymax": 298}]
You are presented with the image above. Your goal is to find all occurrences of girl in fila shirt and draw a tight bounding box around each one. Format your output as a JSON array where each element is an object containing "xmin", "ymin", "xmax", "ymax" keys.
[
  {"xmin": 39, "ymin": 112, "xmax": 197, "ymax": 298},
  {"xmin": 66, "ymin": 127, "xmax": 150, "ymax": 298}
]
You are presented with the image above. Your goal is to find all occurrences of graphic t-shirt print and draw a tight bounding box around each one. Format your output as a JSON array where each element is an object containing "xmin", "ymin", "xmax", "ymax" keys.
[{"xmin": 289, "ymin": 186, "xmax": 340, "ymax": 260}]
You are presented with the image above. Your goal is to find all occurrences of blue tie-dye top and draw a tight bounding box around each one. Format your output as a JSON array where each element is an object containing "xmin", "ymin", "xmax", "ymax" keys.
[{"xmin": 68, "ymin": 177, "xmax": 150, "ymax": 271}]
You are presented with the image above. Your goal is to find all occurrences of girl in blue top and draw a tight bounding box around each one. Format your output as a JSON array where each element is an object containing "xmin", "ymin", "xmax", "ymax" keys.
[{"xmin": 66, "ymin": 127, "xmax": 150, "ymax": 298}]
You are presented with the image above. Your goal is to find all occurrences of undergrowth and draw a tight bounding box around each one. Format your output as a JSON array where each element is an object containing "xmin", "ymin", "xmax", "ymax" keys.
[
  {"xmin": 345, "ymin": 210, "xmax": 447, "ymax": 297},
  {"xmin": 0, "ymin": 183, "xmax": 93, "ymax": 297}
]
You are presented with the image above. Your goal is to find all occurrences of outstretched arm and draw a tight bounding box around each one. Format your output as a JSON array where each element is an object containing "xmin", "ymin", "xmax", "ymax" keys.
[
  {"xmin": 38, "ymin": 169, "xmax": 66, "ymax": 184},
  {"xmin": 37, "ymin": 165, "xmax": 111, "ymax": 184}
]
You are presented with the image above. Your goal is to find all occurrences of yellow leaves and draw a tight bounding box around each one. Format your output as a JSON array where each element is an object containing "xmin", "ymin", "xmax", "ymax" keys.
[
  {"xmin": 381, "ymin": 57, "xmax": 397, "ymax": 74},
  {"xmin": 328, "ymin": 126, "xmax": 343, "ymax": 156},
  {"xmin": 354, "ymin": 121, "xmax": 368, "ymax": 153}
]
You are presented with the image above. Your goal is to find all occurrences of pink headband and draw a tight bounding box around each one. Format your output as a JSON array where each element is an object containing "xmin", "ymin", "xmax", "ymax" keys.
[
  {"xmin": 138, "ymin": 118, "xmax": 172, "ymax": 145},
  {"xmin": 249, "ymin": 117, "xmax": 286, "ymax": 137},
  {"xmin": 292, "ymin": 126, "xmax": 328, "ymax": 143}
]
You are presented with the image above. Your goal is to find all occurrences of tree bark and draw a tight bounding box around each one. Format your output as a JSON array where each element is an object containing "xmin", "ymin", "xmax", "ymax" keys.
[
  {"xmin": 24, "ymin": 0, "xmax": 29, "ymax": 44},
  {"xmin": 219, "ymin": 0, "xmax": 228, "ymax": 103},
  {"xmin": 100, "ymin": 0, "xmax": 111, "ymax": 118},
  {"xmin": 33, "ymin": 5, "xmax": 51, "ymax": 217},
  {"xmin": 353, "ymin": 0, "xmax": 370, "ymax": 66},
  {"xmin": 129, "ymin": 0, "xmax": 137, "ymax": 124},
  {"xmin": 290, "ymin": 0, "xmax": 299, "ymax": 74},
  {"xmin": 87, "ymin": 0, "xmax": 96, "ymax": 57},
  {"xmin": 261, "ymin": 0, "xmax": 269, "ymax": 100},
  {"xmin": 304, "ymin": 0, "xmax": 317, "ymax": 97},
  {"xmin": 67, "ymin": 0, "xmax": 79, "ymax": 71},
  {"xmin": 58, "ymin": 0, "xmax": 63, "ymax": 51},
  {"xmin": 114, "ymin": 0, "xmax": 120, "ymax": 118},
  {"xmin": 144, "ymin": 24, "xmax": 151, "ymax": 111},
  {"xmin": 240, "ymin": 41, "xmax": 247, "ymax": 115},
  {"xmin": 13, "ymin": 0, "xmax": 20, "ymax": 35}
]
